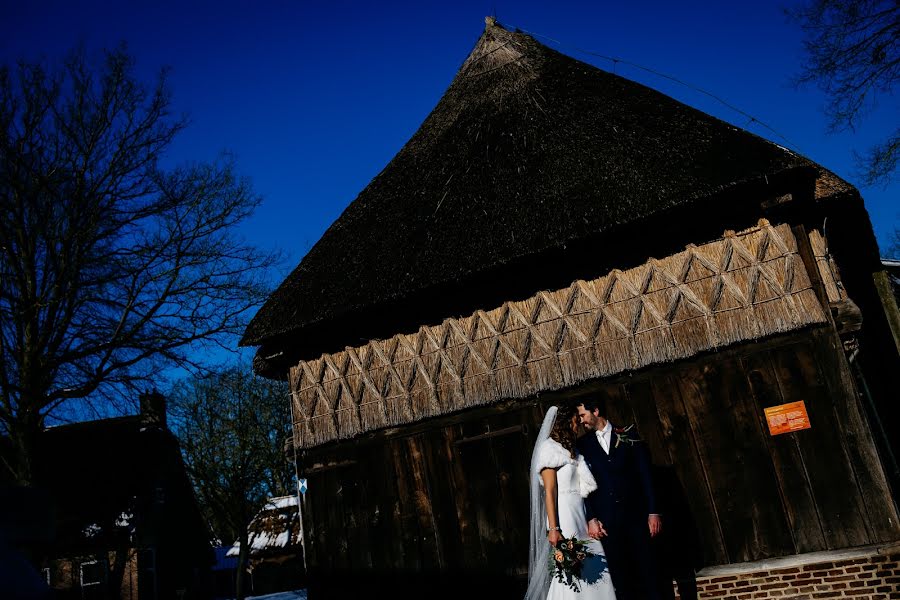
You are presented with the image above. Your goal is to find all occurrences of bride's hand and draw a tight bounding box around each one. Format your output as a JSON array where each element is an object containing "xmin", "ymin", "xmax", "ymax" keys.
[{"xmin": 547, "ymin": 527, "xmax": 563, "ymax": 546}]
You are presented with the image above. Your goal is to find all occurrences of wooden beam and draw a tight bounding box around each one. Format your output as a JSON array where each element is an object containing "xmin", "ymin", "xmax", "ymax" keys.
[{"xmin": 873, "ymin": 270, "xmax": 900, "ymax": 357}]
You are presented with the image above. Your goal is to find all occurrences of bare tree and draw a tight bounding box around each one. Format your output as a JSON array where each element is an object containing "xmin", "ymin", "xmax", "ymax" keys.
[
  {"xmin": 0, "ymin": 46, "xmax": 279, "ymax": 485},
  {"xmin": 888, "ymin": 226, "xmax": 900, "ymax": 259},
  {"xmin": 169, "ymin": 366, "xmax": 293, "ymax": 600},
  {"xmin": 789, "ymin": 0, "xmax": 899, "ymax": 185}
]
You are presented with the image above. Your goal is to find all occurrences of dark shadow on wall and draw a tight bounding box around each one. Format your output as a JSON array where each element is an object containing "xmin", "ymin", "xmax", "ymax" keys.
[{"xmin": 653, "ymin": 465, "xmax": 703, "ymax": 600}]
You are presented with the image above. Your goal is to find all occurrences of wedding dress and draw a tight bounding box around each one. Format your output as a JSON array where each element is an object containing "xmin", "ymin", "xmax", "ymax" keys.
[{"xmin": 525, "ymin": 407, "xmax": 616, "ymax": 600}]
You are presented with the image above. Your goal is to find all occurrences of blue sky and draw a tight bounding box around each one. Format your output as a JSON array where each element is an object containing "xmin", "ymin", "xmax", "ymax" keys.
[{"xmin": 3, "ymin": 0, "xmax": 898, "ymax": 298}]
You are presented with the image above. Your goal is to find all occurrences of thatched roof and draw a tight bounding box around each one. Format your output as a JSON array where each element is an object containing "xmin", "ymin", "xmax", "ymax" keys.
[
  {"xmin": 244, "ymin": 18, "xmax": 835, "ymax": 353},
  {"xmin": 289, "ymin": 222, "xmax": 828, "ymax": 450},
  {"xmin": 226, "ymin": 495, "xmax": 302, "ymax": 559}
]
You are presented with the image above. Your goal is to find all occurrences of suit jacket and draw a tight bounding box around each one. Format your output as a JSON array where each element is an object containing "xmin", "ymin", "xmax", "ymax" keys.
[{"xmin": 576, "ymin": 424, "xmax": 658, "ymax": 527}]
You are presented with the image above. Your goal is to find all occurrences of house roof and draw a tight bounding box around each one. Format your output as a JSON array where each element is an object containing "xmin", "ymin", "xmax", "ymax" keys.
[
  {"xmin": 29, "ymin": 415, "xmax": 211, "ymax": 556},
  {"xmin": 243, "ymin": 18, "xmax": 841, "ymax": 351},
  {"xmin": 226, "ymin": 495, "xmax": 302, "ymax": 558}
]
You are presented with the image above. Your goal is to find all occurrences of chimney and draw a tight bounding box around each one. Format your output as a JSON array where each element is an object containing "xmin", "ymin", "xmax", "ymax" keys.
[{"xmin": 140, "ymin": 391, "xmax": 167, "ymax": 428}]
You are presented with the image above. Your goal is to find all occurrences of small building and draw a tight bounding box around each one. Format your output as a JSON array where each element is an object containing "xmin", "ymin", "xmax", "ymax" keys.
[
  {"xmin": 29, "ymin": 393, "xmax": 213, "ymax": 599},
  {"xmin": 242, "ymin": 19, "xmax": 900, "ymax": 599},
  {"xmin": 225, "ymin": 495, "xmax": 306, "ymax": 597},
  {"xmin": 210, "ymin": 546, "xmax": 239, "ymax": 600}
]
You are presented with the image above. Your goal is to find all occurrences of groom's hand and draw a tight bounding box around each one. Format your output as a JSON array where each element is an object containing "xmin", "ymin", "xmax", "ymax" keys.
[
  {"xmin": 588, "ymin": 518, "xmax": 607, "ymax": 539},
  {"xmin": 648, "ymin": 514, "xmax": 662, "ymax": 537}
]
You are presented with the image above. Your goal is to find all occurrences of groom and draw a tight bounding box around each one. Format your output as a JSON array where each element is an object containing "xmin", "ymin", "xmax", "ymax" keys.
[{"xmin": 576, "ymin": 398, "xmax": 663, "ymax": 600}]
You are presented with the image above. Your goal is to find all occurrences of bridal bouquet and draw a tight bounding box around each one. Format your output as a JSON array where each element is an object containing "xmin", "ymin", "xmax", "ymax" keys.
[{"xmin": 548, "ymin": 535, "xmax": 595, "ymax": 591}]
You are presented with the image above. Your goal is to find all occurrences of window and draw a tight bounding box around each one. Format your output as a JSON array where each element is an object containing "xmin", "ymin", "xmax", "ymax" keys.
[
  {"xmin": 80, "ymin": 560, "xmax": 105, "ymax": 586},
  {"xmin": 80, "ymin": 559, "xmax": 107, "ymax": 600}
]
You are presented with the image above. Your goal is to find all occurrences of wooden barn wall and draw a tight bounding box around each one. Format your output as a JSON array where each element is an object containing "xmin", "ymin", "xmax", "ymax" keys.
[{"xmin": 297, "ymin": 327, "xmax": 899, "ymax": 597}]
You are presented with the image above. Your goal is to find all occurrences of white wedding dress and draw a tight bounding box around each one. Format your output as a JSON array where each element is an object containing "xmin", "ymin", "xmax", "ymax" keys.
[{"xmin": 535, "ymin": 438, "xmax": 617, "ymax": 600}]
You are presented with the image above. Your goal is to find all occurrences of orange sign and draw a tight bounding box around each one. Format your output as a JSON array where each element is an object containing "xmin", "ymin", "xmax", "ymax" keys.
[{"xmin": 765, "ymin": 401, "xmax": 811, "ymax": 435}]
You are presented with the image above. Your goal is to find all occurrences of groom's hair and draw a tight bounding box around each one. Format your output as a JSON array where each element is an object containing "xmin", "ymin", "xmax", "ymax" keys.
[{"xmin": 579, "ymin": 397, "xmax": 607, "ymax": 417}]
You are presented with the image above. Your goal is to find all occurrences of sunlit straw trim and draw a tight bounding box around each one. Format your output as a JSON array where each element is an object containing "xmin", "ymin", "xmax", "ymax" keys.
[{"xmin": 289, "ymin": 221, "xmax": 829, "ymax": 449}]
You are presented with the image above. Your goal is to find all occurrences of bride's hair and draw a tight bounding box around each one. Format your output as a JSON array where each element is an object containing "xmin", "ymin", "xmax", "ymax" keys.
[{"xmin": 548, "ymin": 404, "xmax": 578, "ymax": 458}]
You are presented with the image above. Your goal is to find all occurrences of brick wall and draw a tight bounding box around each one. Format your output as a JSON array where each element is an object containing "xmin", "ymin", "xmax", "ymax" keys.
[{"xmin": 674, "ymin": 547, "xmax": 900, "ymax": 599}]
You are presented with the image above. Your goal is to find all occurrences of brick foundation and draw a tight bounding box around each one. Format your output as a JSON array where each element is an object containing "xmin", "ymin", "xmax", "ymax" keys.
[{"xmin": 674, "ymin": 544, "xmax": 900, "ymax": 599}]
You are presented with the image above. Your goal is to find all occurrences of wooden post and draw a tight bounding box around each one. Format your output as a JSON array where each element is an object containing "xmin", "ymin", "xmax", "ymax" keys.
[
  {"xmin": 872, "ymin": 269, "xmax": 900, "ymax": 358},
  {"xmin": 297, "ymin": 487, "xmax": 307, "ymax": 574}
]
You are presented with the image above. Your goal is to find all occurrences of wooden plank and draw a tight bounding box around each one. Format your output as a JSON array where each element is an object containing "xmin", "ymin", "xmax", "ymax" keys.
[
  {"xmin": 455, "ymin": 402, "xmax": 507, "ymax": 569},
  {"xmin": 442, "ymin": 423, "xmax": 487, "ymax": 570},
  {"xmin": 741, "ymin": 351, "xmax": 825, "ymax": 553},
  {"xmin": 342, "ymin": 446, "xmax": 373, "ymax": 571},
  {"xmin": 319, "ymin": 464, "xmax": 351, "ymax": 572},
  {"xmin": 458, "ymin": 413, "xmax": 491, "ymax": 442},
  {"xmin": 419, "ymin": 425, "xmax": 466, "ymax": 571},
  {"xmin": 633, "ymin": 374, "xmax": 712, "ymax": 579},
  {"xmin": 299, "ymin": 478, "xmax": 318, "ymax": 570},
  {"xmin": 624, "ymin": 378, "xmax": 671, "ymax": 466},
  {"xmin": 454, "ymin": 425, "xmax": 509, "ymax": 572},
  {"xmin": 873, "ymin": 270, "xmax": 900, "ymax": 356},
  {"xmin": 454, "ymin": 425, "xmax": 522, "ymax": 445},
  {"xmin": 304, "ymin": 467, "xmax": 331, "ymax": 573},
  {"xmin": 677, "ymin": 359, "xmax": 794, "ymax": 563},
  {"xmin": 388, "ymin": 436, "xmax": 426, "ymax": 570},
  {"xmin": 602, "ymin": 382, "xmax": 632, "ymax": 427},
  {"xmin": 404, "ymin": 435, "xmax": 443, "ymax": 569},
  {"xmin": 768, "ymin": 338, "xmax": 870, "ymax": 548},
  {"xmin": 652, "ymin": 372, "xmax": 728, "ymax": 566},
  {"xmin": 366, "ymin": 441, "xmax": 404, "ymax": 572},
  {"xmin": 484, "ymin": 407, "xmax": 535, "ymax": 578},
  {"xmin": 807, "ymin": 329, "xmax": 900, "ymax": 542}
]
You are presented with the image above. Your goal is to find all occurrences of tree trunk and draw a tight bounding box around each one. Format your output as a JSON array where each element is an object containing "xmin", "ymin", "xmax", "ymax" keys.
[
  {"xmin": 235, "ymin": 528, "xmax": 251, "ymax": 600},
  {"xmin": 8, "ymin": 410, "xmax": 42, "ymax": 486}
]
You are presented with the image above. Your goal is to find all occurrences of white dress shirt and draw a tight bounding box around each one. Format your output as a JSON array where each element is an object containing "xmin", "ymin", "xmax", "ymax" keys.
[
  {"xmin": 594, "ymin": 421, "xmax": 662, "ymax": 518},
  {"xmin": 596, "ymin": 420, "xmax": 612, "ymax": 454}
]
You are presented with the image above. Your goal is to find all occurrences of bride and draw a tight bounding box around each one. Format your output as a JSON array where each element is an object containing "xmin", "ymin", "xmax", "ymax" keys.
[{"xmin": 525, "ymin": 405, "xmax": 616, "ymax": 600}]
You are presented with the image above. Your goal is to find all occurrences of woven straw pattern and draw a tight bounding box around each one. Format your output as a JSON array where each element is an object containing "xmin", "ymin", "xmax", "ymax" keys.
[
  {"xmin": 808, "ymin": 228, "xmax": 846, "ymax": 303},
  {"xmin": 289, "ymin": 221, "xmax": 828, "ymax": 449}
]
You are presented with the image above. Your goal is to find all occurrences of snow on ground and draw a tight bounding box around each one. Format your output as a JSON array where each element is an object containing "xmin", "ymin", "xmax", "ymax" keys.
[{"xmin": 245, "ymin": 590, "xmax": 307, "ymax": 600}]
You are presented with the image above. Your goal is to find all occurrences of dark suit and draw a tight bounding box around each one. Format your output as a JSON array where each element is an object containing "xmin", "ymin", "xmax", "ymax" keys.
[{"xmin": 577, "ymin": 424, "xmax": 661, "ymax": 600}]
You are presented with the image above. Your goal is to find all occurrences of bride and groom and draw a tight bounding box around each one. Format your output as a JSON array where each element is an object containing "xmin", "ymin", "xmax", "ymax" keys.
[{"xmin": 525, "ymin": 399, "xmax": 664, "ymax": 600}]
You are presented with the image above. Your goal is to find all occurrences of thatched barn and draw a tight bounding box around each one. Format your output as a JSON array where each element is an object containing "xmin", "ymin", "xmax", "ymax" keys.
[{"xmin": 243, "ymin": 19, "xmax": 900, "ymax": 599}]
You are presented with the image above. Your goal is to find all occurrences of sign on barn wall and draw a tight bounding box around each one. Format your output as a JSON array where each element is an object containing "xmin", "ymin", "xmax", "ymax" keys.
[{"xmin": 764, "ymin": 400, "xmax": 812, "ymax": 435}]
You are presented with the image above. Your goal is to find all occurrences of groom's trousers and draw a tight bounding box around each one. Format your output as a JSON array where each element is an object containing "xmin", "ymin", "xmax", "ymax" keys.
[{"xmin": 602, "ymin": 516, "xmax": 662, "ymax": 600}]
